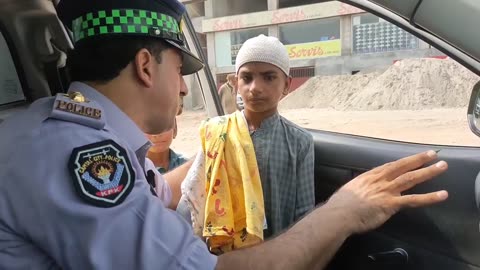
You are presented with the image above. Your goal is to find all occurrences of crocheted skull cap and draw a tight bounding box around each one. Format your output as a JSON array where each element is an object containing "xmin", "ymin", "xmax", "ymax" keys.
[{"xmin": 235, "ymin": 34, "xmax": 290, "ymax": 76}]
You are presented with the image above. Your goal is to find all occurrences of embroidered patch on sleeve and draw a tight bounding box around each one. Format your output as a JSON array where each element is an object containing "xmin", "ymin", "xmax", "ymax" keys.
[{"xmin": 68, "ymin": 140, "xmax": 135, "ymax": 207}]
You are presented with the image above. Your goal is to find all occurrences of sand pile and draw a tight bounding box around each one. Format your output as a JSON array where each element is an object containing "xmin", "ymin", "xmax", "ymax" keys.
[
  {"xmin": 279, "ymin": 72, "xmax": 379, "ymax": 110},
  {"xmin": 279, "ymin": 58, "xmax": 479, "ymax": 111}
]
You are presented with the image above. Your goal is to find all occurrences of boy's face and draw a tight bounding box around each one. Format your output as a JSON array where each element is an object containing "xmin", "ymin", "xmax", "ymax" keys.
[
  {"xmin": 146, "ymin": 129, "xmax": 175, "ymax": 153},
  {"xmin": 237, "ymin": 62, "xmax": 291, "ymax": 114}
]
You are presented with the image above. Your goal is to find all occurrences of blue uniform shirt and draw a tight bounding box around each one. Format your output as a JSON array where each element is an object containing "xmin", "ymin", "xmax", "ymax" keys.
[{"xmin": 0, "ymin": 82, "xmax": 217, "ymax": 269}]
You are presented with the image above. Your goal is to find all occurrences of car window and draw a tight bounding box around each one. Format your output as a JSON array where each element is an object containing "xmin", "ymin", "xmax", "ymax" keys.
[
  {"xmin": 183, "ymin": 1, "xmax": 480, "ymax": 148},
  {"xmin": 0, "ymin": 30, "xmax": 25, "ymax": 106},
  {"xmin": 277, "ymin": 10, "xmax": 480, "ymax": 147}
]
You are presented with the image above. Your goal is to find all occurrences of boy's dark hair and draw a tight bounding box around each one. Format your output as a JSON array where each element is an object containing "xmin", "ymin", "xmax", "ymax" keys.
[{"xmin": 67, "ymin": 36, "xmax": 169, "ymax": 83}]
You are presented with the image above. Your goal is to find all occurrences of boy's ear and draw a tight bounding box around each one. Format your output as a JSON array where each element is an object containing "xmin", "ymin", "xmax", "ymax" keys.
[{"xmin": 283, "ymin": 76, "xmax": 292, "ymax": 95}]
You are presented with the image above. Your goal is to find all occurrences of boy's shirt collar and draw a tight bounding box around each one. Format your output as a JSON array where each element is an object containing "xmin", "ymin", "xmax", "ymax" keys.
[
  {"xmin": 241, "ymin": 110, "xmax": 280, "ymax": 133},
  {"xmin": 260, "ymin": 112, "xmax": 280, "ymax": 129},
  {"xmin": 156, "ymin": 149, "xmax": 187, "ymax": 174}
]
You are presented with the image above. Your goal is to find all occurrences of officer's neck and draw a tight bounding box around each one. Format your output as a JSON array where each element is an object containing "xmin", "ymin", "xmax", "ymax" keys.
[{"xmin": 87, "ymin": 78, "xmax": 149, "ymax": 132}]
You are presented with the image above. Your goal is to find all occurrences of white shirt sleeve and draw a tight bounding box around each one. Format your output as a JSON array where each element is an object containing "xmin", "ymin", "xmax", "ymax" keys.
[{"xmin": 179, "ymin": 149, "xmax": 206, "ymax": 237}]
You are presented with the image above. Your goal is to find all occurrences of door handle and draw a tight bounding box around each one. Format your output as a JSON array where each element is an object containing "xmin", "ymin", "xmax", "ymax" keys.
[
  {"xmin": 368, "ymin": 248, "xmax": 409, "ymax": 265},
  {"xmin": 475, "ymin": 171, "xmax": 480, "ymax": 210}
]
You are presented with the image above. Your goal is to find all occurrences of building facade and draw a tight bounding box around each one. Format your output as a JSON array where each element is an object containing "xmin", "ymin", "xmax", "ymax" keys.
[{"xmin": 181, "ymin": 0, "xmax": 443, "ymax": 109}]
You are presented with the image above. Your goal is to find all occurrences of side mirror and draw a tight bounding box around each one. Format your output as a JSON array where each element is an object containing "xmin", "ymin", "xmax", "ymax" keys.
[{"xmin": 467, "ymin": 81, "xmax": 480, "ymax": 138}]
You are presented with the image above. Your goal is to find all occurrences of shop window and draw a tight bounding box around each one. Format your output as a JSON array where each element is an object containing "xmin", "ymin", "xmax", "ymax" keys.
[
  {"xmin": 215, "ymin": 27, "xmax": 268, "ymax": 67},
  {"xmin": 279, "ymin": 17, "xmax": 340, "ymax": 45},
  {"xmin": 352, "ymin": 13, "xmax": 419, "ymax": 54}
]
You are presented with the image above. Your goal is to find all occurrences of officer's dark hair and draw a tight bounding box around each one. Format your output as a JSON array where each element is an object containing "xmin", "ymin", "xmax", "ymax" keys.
[{"xmin": 67, "ymin": 36, "xmax": 169, "ymax": 82}]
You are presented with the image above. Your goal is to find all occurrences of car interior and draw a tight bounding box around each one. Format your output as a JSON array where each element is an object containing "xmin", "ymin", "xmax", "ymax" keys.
[{"xmin": 1, "ymin": 0, "xmax": 480, "ymax": 269}]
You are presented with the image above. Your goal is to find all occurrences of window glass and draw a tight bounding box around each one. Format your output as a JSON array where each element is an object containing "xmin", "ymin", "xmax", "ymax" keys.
[
  {"xmin": 196, "ymin": 32, "xmax": 208, "ymax": 61},
  {"xmin": 186, "ymin": 2, "xmax": 205, "ymax": 18},
  {"xmin": 186, "ymin": 2, "xmax": 480, "ymax": 148},
  {"xmin": 356, "ymin": 13, "xmax": 378, "ymax": 24},
  {"xmin": 278, "ymin": 0, "xmax": 320, "ymax": 9},
  {"xmin": 212, "ymin": 0, "xmax": 267, "ymax": 18},
  {"xmin": 279, "ymin": 18, "xmax": 340, "ymax": 45},
  {"xmin": 352, "ymin": 13, "xmax": 419, "ymax": 54},
  {"xmin": 0, "ymin": 31, "xmax": 25, "ymax": 105},
  {"xmin": 277, "ymin": 11, "xmax": 480, "ymax": 147}
]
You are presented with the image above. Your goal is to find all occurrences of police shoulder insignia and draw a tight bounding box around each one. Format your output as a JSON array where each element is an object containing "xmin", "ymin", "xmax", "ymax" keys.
[
  {"xmin": 50, "ymin": 92, "xmax": 105, "ymax": 130},
  {"xmin": 69, "ymin": 140, "xmax": 135, "ymax": 207}
]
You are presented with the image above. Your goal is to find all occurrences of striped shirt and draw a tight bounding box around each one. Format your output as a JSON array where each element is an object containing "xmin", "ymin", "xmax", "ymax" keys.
[{"xmin": 245, "ymin": 112, "xmax": 315, "ymax": 238}]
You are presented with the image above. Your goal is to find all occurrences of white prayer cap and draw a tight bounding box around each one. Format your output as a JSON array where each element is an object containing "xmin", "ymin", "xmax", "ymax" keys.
[{"xmin": 235, "ymin": 34, "xmax": 290, "ymax": 76}]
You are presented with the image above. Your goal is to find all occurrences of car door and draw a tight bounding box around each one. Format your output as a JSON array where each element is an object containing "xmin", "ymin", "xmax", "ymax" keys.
[
  {"xmin": 307, "ymin": 1, "xmax": 480, "ymax": 269},
  {"xmin": 317, "ymin": 132, "xmax": 480, "ymax": 270}
]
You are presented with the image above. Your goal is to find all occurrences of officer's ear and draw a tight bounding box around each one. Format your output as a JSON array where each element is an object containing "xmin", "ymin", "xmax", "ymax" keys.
[{"xmin": 134, "ymin": 48, "xmax": 156, "ymax": 88}]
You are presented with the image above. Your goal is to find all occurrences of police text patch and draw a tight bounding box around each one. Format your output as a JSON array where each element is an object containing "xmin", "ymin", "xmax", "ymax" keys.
[{"xmin": 69, "ymin": 140, "xmax": 135, "ymax": 207}]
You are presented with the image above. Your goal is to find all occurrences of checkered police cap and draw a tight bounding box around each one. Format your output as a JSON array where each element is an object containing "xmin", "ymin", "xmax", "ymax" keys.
[{"xmin": 57, "ymin": 0, "xmax": 204, "ymax": 75}]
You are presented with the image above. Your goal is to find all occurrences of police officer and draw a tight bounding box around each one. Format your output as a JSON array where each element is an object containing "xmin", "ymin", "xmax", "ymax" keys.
[{"xmin": 0, "ymin": 0, "xmax": 449, "ymax": 269}]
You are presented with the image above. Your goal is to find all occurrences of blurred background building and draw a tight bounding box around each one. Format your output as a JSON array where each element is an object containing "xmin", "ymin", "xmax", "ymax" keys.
[{"xmin": 180, "ymin": 0, "xmax": 443, "ymax": 110}]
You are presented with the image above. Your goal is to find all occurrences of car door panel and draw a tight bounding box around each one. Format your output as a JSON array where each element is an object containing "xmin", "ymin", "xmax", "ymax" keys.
[
  {"xmin": 330, "ymin": 232, "xmax": 479, "ymax": 270},
  {"xmin": 312, "ymin": 130, "xmax": 480, "ymax": 269}
]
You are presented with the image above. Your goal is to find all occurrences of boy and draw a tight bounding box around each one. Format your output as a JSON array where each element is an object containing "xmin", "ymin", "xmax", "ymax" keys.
[
  {"xmin": 234, "ymin": 35, "xmax": 315, "ymax": 238},
  {"xmin": 179, "ymin": 35, "xmax": 315, "ymax": 249},
  {"xmin": 146, "ymin": 119, "xmax": 188, "ymax": 174},
  {"xmin": 145, "ymin": 118, "xmax": 188, "ymax": 209}
]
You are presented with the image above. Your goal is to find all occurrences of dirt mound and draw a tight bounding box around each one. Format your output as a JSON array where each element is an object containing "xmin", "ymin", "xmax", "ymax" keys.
[
  {"xmin": 279, "ymin": 58, "xmax": 479, "ymax": 111},
  {"xmin": 279, "ymin": 73, "xmax": 378, "ymax": 110}
]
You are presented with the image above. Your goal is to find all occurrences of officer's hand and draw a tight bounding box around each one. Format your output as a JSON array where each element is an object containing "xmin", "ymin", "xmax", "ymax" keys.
[{"xmin": 327, "ymin": 150, "xmax": 448, "ymax": 234}]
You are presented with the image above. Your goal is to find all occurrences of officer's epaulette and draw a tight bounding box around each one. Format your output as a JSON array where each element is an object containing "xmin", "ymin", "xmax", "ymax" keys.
[{"xmin": 49, "ymin": 92, "xmax": 105, "ymax": 130}]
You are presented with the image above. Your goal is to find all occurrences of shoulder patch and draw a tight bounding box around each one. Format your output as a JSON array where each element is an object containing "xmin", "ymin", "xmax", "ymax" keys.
[
  {"xmin": 68, "ymin": 140, "xmax": 135, "ymax": 207},
  {"xmin": 50, "ymin": 92, "xmax": 105, "ymax": 130}
]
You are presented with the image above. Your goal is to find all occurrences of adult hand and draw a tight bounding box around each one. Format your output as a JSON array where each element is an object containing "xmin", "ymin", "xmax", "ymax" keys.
[{"xmin": 327, "ymin": 150, "xmax": 448, "ymax": 234}]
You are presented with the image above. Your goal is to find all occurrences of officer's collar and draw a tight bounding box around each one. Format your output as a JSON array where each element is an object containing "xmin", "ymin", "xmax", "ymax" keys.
[{"xmin": 67, "ymin": 82, "xmax": 151, "ymax": 155}]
